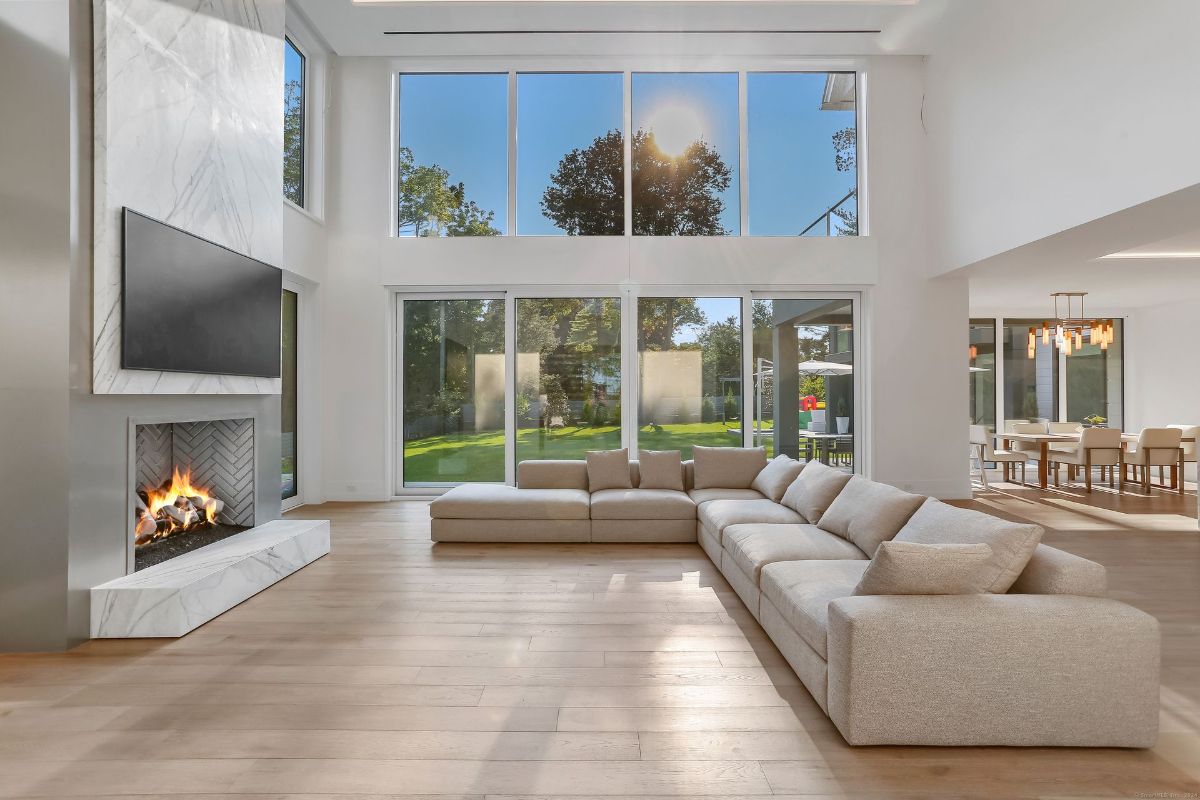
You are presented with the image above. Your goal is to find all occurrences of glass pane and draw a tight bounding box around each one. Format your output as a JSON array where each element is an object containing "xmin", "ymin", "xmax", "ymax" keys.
[
  {"xmin": 516, "ymin": 298, "xmax": 622, "ymax": 463},
  {"xmin": 403, "ymin": 299, "xmax": 506, "ymax": 485},
  {"xmin": 398, "ymin": 74, "xmax": 507, "ymax": 236},
  {"xmin": 281, "ymin": 290, "xmax": 298, "ymax": 500},
  {"xmin": 1066, "ymin": 319, "xmax": 1122, "ymax": 428},
  {"xmin": 969, "ymin": 319, "xmax": 996, "ymax": 429},
  {"xmin": 748, "ymin": 73, "xmax": 857, "ymax": 236},
  {"xmin": 638, "ymin": 297, "xmax": 742, "ymax": 458},
  {"xmin": 752, "ymin": 299, "xmax": 854, "ymax": 469},
  {"xmin": 283, "ymin": 38, "xmax": 305, "ymax": 207},
  {"xmin": 518, "ymin": 73, "xmax": 623, "ymax": 235},
  {"xmin": 1002, "ymin": 319, "xmax": 1058, "ymax": 428},
  {"xmin": 631, "ymin": 73, "xmax": 739, "ymax": 235}
]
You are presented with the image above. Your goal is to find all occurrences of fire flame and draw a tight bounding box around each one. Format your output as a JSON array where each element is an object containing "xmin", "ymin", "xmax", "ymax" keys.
[{"xmin": 142, "ymin": 466, "xmax": 218, "ymax": 532}]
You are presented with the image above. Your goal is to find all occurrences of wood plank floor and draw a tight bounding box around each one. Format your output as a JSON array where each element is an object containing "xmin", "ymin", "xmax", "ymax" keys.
[{"xmin": 1, "ymin": 481, "xmax": 1197, "ymax": 799}]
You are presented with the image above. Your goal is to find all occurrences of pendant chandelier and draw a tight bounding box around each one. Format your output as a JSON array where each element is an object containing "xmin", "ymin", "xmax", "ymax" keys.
[{"xmin": 1027, "ymin": 292, "xmax": 1114, "ymax": 359}]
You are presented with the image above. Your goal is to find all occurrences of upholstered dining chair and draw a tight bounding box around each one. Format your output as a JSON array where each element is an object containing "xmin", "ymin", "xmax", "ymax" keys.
[
  {"xmin": 1048, "ymin": 427, "xmax": 1122, "ymax": 492},
  {"xmin": 1167, "ymin": 424, "xmax": 1198, "ymax": 465},
  {"xmin": 1047, "ymin": 421, "xmax": 1083, "ymax": 434},
  {"xmin": 1123, "ymin": 427, "xmax": 1184, "ymax": 494},
  {"xmin": 1007, "ymin": 422, "xmax": 1048, "ymax": 472},
  {"xmin": 970, "ymin": 424, "xmax": 1026, "ymax": 488}
]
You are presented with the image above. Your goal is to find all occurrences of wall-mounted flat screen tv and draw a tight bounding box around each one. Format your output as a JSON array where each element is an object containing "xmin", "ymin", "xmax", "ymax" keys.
[{"xmin": 122, "ymin": 209, "xmax": 283, "ymax": 378}]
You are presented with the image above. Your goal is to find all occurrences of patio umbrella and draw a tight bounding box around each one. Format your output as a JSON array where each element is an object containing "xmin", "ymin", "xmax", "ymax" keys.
[{"xmin": 796, "ymin": 360, "xmax": 853, "ymax": 375}]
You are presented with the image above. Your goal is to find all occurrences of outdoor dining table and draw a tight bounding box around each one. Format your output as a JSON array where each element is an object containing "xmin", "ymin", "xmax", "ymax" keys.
[
  {"xmin": 798, "ymin": 432, "xmax": 851, "ymax": 465},
  {"xmin": 994, "ymin": 430, "xmax": 1195, "ymax": 490}
]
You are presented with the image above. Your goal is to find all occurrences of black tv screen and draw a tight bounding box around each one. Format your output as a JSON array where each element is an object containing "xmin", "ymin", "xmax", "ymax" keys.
[{"xmin": 122, "ymin": 209, "xmax": 283, "ymax": 378}]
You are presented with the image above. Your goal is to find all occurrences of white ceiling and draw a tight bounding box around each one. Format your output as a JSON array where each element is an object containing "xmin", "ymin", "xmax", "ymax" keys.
[
  {"xmin": 294, "ymin": 0, "xmax": 928, "ymax": 57},
  {"xmin": 965, "ymin": 184, "xmax": 1200, "ymax": 314}
]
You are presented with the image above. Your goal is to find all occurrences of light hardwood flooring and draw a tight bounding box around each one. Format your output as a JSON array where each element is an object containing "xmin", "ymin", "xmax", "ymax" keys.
[{"xmin": 0, "ymin": 482, "xmax": 1197, "ymax": 799}]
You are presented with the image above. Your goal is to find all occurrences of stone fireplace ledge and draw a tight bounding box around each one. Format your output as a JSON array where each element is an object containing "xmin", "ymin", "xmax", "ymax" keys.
[{"xmin": 91, "ymin": 519, "xmax": 330, "ymax": 638}]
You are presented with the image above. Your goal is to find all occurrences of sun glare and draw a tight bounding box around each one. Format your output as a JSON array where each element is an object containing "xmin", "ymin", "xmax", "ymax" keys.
[{"xmin": 648, "ymin": 103, "xmax": 703, "ymax": 157}]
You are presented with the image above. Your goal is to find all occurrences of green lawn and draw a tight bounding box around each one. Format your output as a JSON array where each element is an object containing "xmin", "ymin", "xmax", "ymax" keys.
[{"xmin": 402, "ymin": 422, "xmax": 745, "ymax": 484}]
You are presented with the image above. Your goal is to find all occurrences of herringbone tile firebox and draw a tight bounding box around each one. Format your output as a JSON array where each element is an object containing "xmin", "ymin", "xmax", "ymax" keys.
[{"xmin": 135, "ymin": 418, "xmax": 255, "ymax": 527}]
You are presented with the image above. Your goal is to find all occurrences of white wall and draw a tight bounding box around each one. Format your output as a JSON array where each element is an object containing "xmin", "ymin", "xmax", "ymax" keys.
[
  {"xmin": 318, "ymin": 51, "xmax": 971, "ymax": 500},
  {"xmin": 1125, "ymin": 299, "xmax": 1200, "ymax": 435},
  {"xmin": 923, "ymin": 0, "xmax": 1200, "ymax": 273}
]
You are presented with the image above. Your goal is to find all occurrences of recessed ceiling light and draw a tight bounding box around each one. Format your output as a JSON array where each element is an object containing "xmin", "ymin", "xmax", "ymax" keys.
[{"xmin": 1098, "ymin": 252, "xmax": 1200, "ymax": 259}]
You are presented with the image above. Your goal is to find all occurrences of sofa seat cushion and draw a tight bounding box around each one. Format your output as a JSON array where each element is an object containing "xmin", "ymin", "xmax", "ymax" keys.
[
  {"xmin": 724, "ymin": 524, "xmax": 868, "ymax": 582},
  {"xmin": 430, "ymin": 484, "xmax": 590, "ymax": 521},
  {"xmin": 817, "ymin": 475, "xmax": 926, "ymax": 558},
  {"xmin": 760, "ymin": 560, "xmax": 868, "ymax": 660},
  {"xmin": 697, "ymin": 499, "xmax": 803, "ymax": 544},
  {"xmin": 687, "ymin": 488, "xmax": 765, "ymax": 506},
  {"xmin": 590, "ymin": 488, "xmax": 696, "ymax": 520}
]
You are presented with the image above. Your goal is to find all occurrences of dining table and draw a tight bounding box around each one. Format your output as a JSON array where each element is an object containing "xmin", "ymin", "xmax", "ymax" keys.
[{"xmin": 994, "ymin": 430, "xmax": 1195, "ymax": 490}]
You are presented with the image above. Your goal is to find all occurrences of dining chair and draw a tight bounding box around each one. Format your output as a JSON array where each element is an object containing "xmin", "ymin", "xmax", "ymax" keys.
[
  {"xmin": 970, "ymin": 424, "xmax": 1026, "ymax": 488},
  {"xmin": 1167, "ymin": 424, "xmax": 1198, "ymax": 465},
  {"xmin": 1123, "ymin": 428, "xmax": 1184, "ymax": 494},
  {"xmin": 1048, "ymin": 427, "xmax": 1122, "ymax": 492},
  {"xmin": 1047, "ymin": 421, "xmax": 1083, "ymax": 434},
  {"xmin": 1007, "ymin": 422, "xmax": 1048, "ymax": 469}
]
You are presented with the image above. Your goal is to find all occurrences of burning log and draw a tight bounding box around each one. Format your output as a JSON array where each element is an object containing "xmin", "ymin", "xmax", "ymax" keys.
[
  {"xmin": 132, "ymin": 466, "xmax": 225, "ymax": 546},
  {"xmin": 134, "ymin": 513, "xmax": 157, "ymax": 545},
  {"xmin": 162, "ymin": 502, "xmax": 199, "ymax": 528}
]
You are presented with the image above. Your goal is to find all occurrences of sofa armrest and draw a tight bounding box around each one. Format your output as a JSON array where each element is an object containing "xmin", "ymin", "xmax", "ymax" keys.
[
  {"xmin": 825, "ymin": 594, "xmax": 1159, "ymax": 747},
  {"xmin": 1010, "ymin": 544, "xmax": 1106, "ymax": 596}
]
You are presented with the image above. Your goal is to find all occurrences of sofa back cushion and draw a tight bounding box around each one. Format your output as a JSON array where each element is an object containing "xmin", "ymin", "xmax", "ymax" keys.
[
  {"xmin": 692, "ymin": 446, "xmax": 767, "ymax": 489},
  {"xmin": 853, "ymin": 541, "xmax": 993, "ymax": 596},
  {"xmin": 517, "ymin": 460, "xmax": 589, "ymax": 490},
  {"xmin": 587, "ymin": 448, "xmax": 633, "ymax": 491},
  {"xmin": 894, "ymin": 498, "xmax": 1044, "ymax": 593},
  {"xmin": 637, "ymin": 450, "xmax": 685, "ymax": 491},
  {"xmin": 750, "ymin": 455, "xmax": 806, "ymax": 502},
  {"xmin": 818, "ymin": 476, "xmax": 925, "ymax": 557},
  {"xmin": 780, "ymin": 460, "xmax": 852, "ymax": 524}
]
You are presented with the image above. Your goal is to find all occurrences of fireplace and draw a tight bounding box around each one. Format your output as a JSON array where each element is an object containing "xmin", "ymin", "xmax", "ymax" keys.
[{"xmin": 131, "ymin": 418, "xmax": 255, "ymax": 571}]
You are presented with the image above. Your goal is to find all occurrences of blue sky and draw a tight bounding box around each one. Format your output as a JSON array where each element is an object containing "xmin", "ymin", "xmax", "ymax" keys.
[
  {"xmin": 674, "ymin": 297, "xmax": 742, "ymax": 344},
  {"xmin": 748, "ymin": 73, "xmax": 856, "ymax": 235},
  {"xmin": 518, "ymin": 73, "xmax": 623, "ymax": 235},
  {"xmin": 632, "ymin": 73, "xmax": 740, "ymax": 235},
  {"xmin": 399, "ymin": 74, "xmax": 510, "ymax": 235},
  {"xmin": 284, "ymin": 39, "xmax": 303, "ymax": 92},
  {"xmin": 398, "ymin": 72, "xmax": 856, "ymax": 237}
]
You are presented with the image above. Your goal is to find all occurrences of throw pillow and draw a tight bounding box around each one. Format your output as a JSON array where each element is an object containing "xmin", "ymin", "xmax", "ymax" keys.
[
  {"xmin": 894, "ymin": 498, "xmax": 1044, "ymax": 593},
  {"xmin": 750, "ymin": 455, "xmax": 806, "ymax": 502},
  {"xmin": 818, "ymin": 475, "xmax": 926, "ymax": 557},
  {"xmin": 780, "ymin": 460, "xmax": 852, "ymax": 523},
  {"xmin": 637, "ymin": 450, "xmax": 684, "ymax": 491},
  {"xmin": 692, "ymin": 446, "xmax": 768, "ymax": 490},
  {"xmin": 853, "ymin": 541, "xmax": 994, "ymax": 595},
  {"xmin": 586, "ymin": 448, "xmax": 632, "ymax": 491}
]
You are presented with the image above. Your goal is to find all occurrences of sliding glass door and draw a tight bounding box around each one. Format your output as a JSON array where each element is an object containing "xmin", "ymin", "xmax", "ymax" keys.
[
  {"xmin": 401, "ymin": 298, "xmax": 506, "ymax": 486},
  {"xmin": 396, "ymin": 291, "xmax": 862, "ymax": 492},
  {"xmin": 637, "ymin": 297, "xmax": 742, "ymax": 458},
  {"xmin": 515, "ymin": 297, "xmax": 622, "ymax": 463},
  {"xmin": 752, "ymin": 298, "xmax": 855, "ymax": 470}
]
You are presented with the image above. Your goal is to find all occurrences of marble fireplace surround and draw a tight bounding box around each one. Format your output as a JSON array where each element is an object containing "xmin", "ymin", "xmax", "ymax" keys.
[{"xmin": 92, "ymin": 0, "xmax": 285, "ymax": 395}]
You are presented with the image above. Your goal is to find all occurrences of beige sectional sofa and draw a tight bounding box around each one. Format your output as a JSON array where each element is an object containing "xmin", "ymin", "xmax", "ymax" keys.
[{"xmin": 429, "ymin": 449, "xmax": 1161, "ymax": 748}]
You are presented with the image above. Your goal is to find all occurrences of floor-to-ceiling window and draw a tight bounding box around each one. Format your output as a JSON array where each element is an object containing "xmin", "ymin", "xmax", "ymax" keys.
[
  {"xmin": 515, "ymin": 297, "xmax": 622, "ymax": 463},
  {"xmin": 281, "ymin": 289, "xmax": 299, "ymax": 501},
  {"xmin": 1066, "ymin": 319, "xmax": 1124, "ymax": 429},
  {"xmin": 752, "ymin": 298, "xmax": 854, "ymax": 469},
  {"xmin": 1003, "ymin": 319, "xmax": 1059, "ymax": 428},
  {"xmin": 401, "ymin": 298, "xmax": 506, "ymax": 486},
  {"xmin": 969, "ymin": 319, "xmax": 996, "ymax": 429},
  {"xmin": 637, "ymin": 297, "xmax": 742, "ymax": 458}
]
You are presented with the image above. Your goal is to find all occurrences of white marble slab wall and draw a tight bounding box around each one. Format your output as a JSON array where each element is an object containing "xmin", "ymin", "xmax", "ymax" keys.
[{"xmin": 93, "ymin": 0, "xmax": 286, "ymax": 394}]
